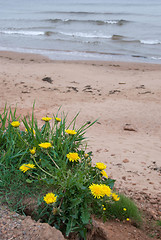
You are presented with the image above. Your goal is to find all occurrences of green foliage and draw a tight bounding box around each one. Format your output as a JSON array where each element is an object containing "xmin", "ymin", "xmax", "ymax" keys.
[
  {"xmin": 156, "ymin": 220, "xmax": 161, "ymax": 227},
  {"xmin": 101, "ymin": 194, "xmax": 142, "ymax": 226},
  {"xmin": 0, "ymin": 166, "xmax": 44, "ymax": 214},
  {"xmin": 0, "ymin": 105, "xmax": 142, "ymax": 239}
]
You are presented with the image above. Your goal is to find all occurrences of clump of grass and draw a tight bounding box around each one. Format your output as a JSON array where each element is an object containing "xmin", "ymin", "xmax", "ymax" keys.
[
  {"xmin": 103, "ymin": 194, "xmax": 142, "ymax": 226},
  {"xmin": 0, "ymin": 105, "xmax": 142, "ymax": 239},
  {"xmin": 0, "ymin": 166, "xmax": 43, "ymax": 213}
]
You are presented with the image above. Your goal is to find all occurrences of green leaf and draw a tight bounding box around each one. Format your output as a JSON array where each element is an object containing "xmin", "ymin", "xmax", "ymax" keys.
[
  {"xmin": 105, "ymin": 178, "xmax": 116, "ymax": 189},
  {"xmin": 66, "ymin": 219, "xmax": 73, "ymax": 237},
  {"xmin": 79, "ymin": 228, "xmax": 87, "ymax": 240},
  {"xmin": 26, "ymin": 179, "xmax": 33, "ymax": 183},
  {"xmin": 81, "ymin": 208, "xmax": 90, "ymax": 225},
  {"xmin": 71, "ymin": 198, "xmax": 82, "ymax": 208}
]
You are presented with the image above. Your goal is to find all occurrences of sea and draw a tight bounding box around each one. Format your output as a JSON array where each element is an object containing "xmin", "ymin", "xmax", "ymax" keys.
[{"xmin": 0, "ymin": 0, "xmax": 161, "ymax": 63}]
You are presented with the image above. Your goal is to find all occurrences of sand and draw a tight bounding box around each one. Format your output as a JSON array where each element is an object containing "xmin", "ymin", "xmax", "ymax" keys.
[{"xmin": 0, "ymin": 51, "xmax": 161, "ymax": 216}]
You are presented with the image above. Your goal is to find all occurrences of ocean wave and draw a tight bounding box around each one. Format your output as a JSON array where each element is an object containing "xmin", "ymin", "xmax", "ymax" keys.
[
  {"xmin": 40, "ymin": 10, "xmax": 111, "ymax": 15},
  {"xmin": 44, "ymin": 31, "xmax": 55, "ymax": 36},
  {"xmin": 110, "ymin": 36, "xmax": 161, "ymax": 45},
  {"xmin": 111, "ymin": 35, "xmax": 141, "ymax": 44},
  {"xmin": 47, "ymin": 18, "xmax": 129, "ymax": 25},
  {"xmin": 39, "ymin": 10, "xmax": 141, "ymax": 16},
  {"xmin": 111, "ymin": 35, "xmax": 125, "ymax": 40},
  {"xmin": 59, "ymin": 31, "xmax": 112, "ymax": 39},
  {"xmin": 0, "ymin": 30, "xmax": 44, "ymax": 36},
  {"xmin": 105, "ymin": 19, "xmax": 128, "ymax": 25},
  {"xmin": 1, "ymin": 29, "xmax": 112, "ymax": 40},
  {"xmin": 151, "ymin": 56, "xmax": 161, "ymax": 60},
  {"xmin": 140, "ymin": 40, "xmax": 161, "ymax": 45}
]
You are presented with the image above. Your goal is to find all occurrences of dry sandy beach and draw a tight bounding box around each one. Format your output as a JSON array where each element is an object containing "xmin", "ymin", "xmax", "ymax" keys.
[{"xmin": 0, "ymin": 51, "xmax": 161, "ymax": 221}]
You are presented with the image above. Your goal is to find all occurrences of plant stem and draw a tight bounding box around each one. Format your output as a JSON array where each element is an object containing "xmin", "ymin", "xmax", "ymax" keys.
[
  {"xmin": 32, "ymin": 156, "xmax": 54, "ymax": 178},
  {"xmin": 58, "ymin": 189, "xmax": 66, "ymax": 209},
  {"xmin": 47, "ymin": 152, "xmax": 60, "ymax": 169}
]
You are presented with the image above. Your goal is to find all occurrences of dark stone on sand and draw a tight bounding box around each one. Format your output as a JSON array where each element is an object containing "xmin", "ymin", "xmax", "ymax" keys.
[
  {"xmin": 109, "ymin": 90, "xmax": 121, "ymax": 94},
  {"xmin": 83, "ymin": 90, "xmax": 93, "ymax": 93},
  {"xmin": 84, "ymin": 85, "xmax": 92, "ymax": 89},
  {"xmin": 67, "ymin": 86, "xmax": 78, "ymax": 92},
  {"xmin": 42, "ymin": 77, "xmax": 53, "ymax": 84},
  {"xmin": 136, "ymin": 85, "xmax": 145, "ymax": 89},
  {"xmin": 123, "ymin": 124, "xmax": 137, "ymax": 132},
  {"xmin": 22, "ymin": 91, "xmax": 30, "ymax": 94},
  {"xmin": 138, "ymin": 91, "xmax": 151, "ymax": 94},
  {"xmin": 123, "ymin": 159, "xmax": 129, "ymax": 163}
]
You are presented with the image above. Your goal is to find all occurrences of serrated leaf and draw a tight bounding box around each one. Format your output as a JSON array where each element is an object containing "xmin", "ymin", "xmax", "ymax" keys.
[
  {"xmin": 105, "ymin": 178, "xmax": 116, "ymax": 189},
  {"xmin": 66, "ymin": 220, "xmax": 72, "ymax": 237},
  {"xmin": 71, "ymin": 198, "xmax": 82, "ymax": 208},
  {"xmin": 81, "ymin": 208, "xmax": 90, "ymax": 225}
]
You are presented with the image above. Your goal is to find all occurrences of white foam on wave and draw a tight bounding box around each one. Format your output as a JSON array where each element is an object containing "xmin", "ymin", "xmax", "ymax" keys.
[
  {"xmin": 104, "ymin": 20, "xmax": 118, "ymax": 24},
  {"xmin": 151, "ymin": 56, "xmax": 161, "ymax": 60},
  {"xmin": 140, "ymin": 39, "xmax": 161, "ymax": 45},
  {"xmin": 59, "ymin": 31, "xmax": 112, "ymax": 39},
  {"xmin": 0, "ymin": 30, "xmax": 44, "ymax": 36}
]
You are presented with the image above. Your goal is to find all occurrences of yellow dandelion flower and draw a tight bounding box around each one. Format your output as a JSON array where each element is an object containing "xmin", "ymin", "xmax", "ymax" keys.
[
  {"xmin": 96, "ymin": 162, "xmax": 106, "ymax": 170},
  {"xmin": 41, "ymin": 117, "xmax": 52, "ymax": 122},
  {"xmin": 103, "ymin": 208, "xmax": 106, "ymax": 211},
  {"xmin": 123, "ymin": 208, "xmax": 127, "ymax": 211},
  {"xmin": 55, "ymin": 117, "xmax": 61, "ymax": 122},
  {"xmin": 29, "ymin": 147, "xmax": 36, "ymax": 155},
  {"xmin": 100, "ymin": 184, "xmax": 112, "ymax": 197},
  {"xmin": 126, "ymin": 218, "xmax": 130, "ymax": 221},
  {"xmin": 39, "ymin": 142, "xmax": 52, "ymax": 149},
  {"xmin": 89, "ymin": 183, "xmax": 105, "ymax": 199},
  {"xmin": 11, "ymin": 121, "xmax": 20, "ymax": 128},
  {"xmin": 65, "ymin": 129, "xmax": 77, "ymax": 135},
  {"xmin": 19, "ymin": 163, "xmax": 35, "ymax": 173},
  {"xmin": 112, "ymin": 193, "xmax": 120, "ymax": 201},
  {"xmin": 44, "ymin": 193, "xmax": 57, "ymax": 204},
  {"xmin": 66, "ymin": 152, "xmax": 80, "ymax": 162},
  {"xmin": 101, "ymin": 170, "xmax": 108, "ymax": 178}
]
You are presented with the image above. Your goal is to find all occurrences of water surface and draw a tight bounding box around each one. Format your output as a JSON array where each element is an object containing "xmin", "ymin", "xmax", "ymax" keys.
[{"xmin": 0, "ymin": 0, "xmax": 161, "ymax": 62}]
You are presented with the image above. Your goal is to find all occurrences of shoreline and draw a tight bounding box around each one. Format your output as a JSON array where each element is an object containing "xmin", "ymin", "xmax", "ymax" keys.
[
  {"xmin": 1, "ymin": 49, "xmax": 161, "ymax": 66},
  {"xmin": 0, "ymin": 50, "xmax": 161, "ymax": 220}
]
